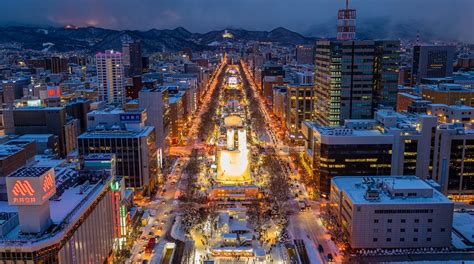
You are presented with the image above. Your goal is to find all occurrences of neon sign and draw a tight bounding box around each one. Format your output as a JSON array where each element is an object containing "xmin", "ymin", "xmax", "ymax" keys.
[
  {"xmin": 6, "ymin": 168, "xmax": 56, "ymax": 206},
  {"xmin": 12, "ymin": 180, "xmax": 35, "ymax": 196},
  {"xmin": 43, "ymin": 174, "xmax": 54, "ymax": 192},
  {"xmin": 47, "ymin": 87, "xmax": 61, "ymax": 98}
]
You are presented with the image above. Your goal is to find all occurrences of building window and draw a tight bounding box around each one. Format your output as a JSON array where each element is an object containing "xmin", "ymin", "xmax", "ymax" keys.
[
  {"xmin": 427, "ymin": 228, "xmax": 432, "ymax": 232},
  {"xmin": 400, "ymin": 228, "xmax": 405, "ymax": 232},
  {"xmin": 387, "ymin": 219, "xmax": 392, "ymax": 223},
  {"xmin": 386, "ymin": 238, "xmax": 391, "ymax": 242},
  {"xmin": 414, "ymin": 228, "xmax": 419, "ymax": 232},
  {"xmin": 373, "ymin": 238, "xmax": 378, "ymax": 242},
  {"xmin": 427, "ymin": 237, "xmax": 432, "ymax": 242},
  {"xmin": 441, "ymin": 228, "xmax": 446, "ymax": 232},
  {"xmin": 414, "ymin": 219, "xmax": 420, "ymax": 223},
  {"xmin": 401, "ymin": 219, "xmax": 406, "ymax": 223},
  {"xmin": 400, "ymin": 238, "xmax": 405, "ymax": 242},
  {"xmin": 374, "ymin": 219, "xmax": 379, "ymax": 223},
  {"xmin": 387, "ymin": 228, "xmax": 392, "ymax": 233},
  {"xmin": 428, "ymin": 219, "xmax": 433, "ymax": 223},
  {"xmin": 413, "ymin": 238, "xmax": 418, "ymax": 242}
]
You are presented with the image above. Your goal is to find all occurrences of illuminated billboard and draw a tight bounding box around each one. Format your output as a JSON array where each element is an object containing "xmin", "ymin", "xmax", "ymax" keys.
[
  {"xmin": 6, "ymin": 167, "xmax": 56, "ymax": 206},
  {"xmin": 47, "ymin": 86, "xmax": 61, "ymax": 98}
]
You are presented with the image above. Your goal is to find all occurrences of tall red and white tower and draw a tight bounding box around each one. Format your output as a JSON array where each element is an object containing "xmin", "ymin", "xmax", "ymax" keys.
[{"xmin": 337, "ymin": 0, "xmax": 356, "ymax": 40}]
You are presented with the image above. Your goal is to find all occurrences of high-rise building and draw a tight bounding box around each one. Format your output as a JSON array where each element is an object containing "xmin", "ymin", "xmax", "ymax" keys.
[
  {"xmin": 78, "ymin": 127, "xmax": 158, "ymax": 194},
  {"xmin": 65, "ymin": 98, "xmax": 91, "ymax": 134},
  {"xmin": 3, "ymin": 107, "xmax": 78, "ymax": 157},
  {"xmin": 1, "ymin": 77, "xmax": 31, "ymax": 107},
  {"xmin": 272, "ymin": 86, "xmax": 287, "ymax": 125},
  {"xmin": 139, "ymin": 86, "xmax": 170, "ymax": 167},
  {"xmin": 411, "ymin": 45, "xmax": 455, "ymax": 85},
  {"xmin": 78, "ymin": 109, "xmax": 158, "ymax": 194},
  {"xmin": 295, "ymin": 45, "xmax": 314, "ymax": 65},
  {"xmin": 373, "ymin": 40, "xmax": 401, "ymax": 109},
  {"xmin": 431, "ymin": 122, "xmax": 474, "ymax": 199},
  {"xmin": 285, "ymin": 84, "xmax": 314, "ymax": 141},
  {"xmin": 125, "ymin": 75, "xmax": 142, "ymax": 99},
  {"xmin": 96, "ymin": 50, "xmax": 125, "ymax": 105},
  {"xmin": 302, "ymin": 110, "xmax": 437, "ymax": 196},
  {"xmin": 169, "ymin": 92, "xmax": 185, "ymax": 144},
  {"xmin": 50, "ymin": 56, "xmax": 69, "ymax": 74},
  {"xmin": 122, "ymin": 40, "xmax": 143, "ymax": 76},
  {"xmin": 313, "ymin": 40, "xmax": 400, "ymax": 126}
]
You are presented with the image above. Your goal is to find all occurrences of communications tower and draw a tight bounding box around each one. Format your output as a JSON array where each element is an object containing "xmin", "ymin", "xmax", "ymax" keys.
[{"xmin": 337, "ymin": 0, "xmax": 357, "ymax": 40}]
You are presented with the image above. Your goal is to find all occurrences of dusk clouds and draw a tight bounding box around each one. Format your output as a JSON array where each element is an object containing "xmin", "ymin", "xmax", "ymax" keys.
[{"xmin": 1, "ymin": 0, "xmax": 472, "ymax": 38}]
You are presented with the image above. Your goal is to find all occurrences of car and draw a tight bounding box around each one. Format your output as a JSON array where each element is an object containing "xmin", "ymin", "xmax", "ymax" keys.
[
  {"xmin": 327, "ymin": 253, "xmax": 334, "ymax": 262},
  {"xmin": 161, "ymin": 200, "xmax": 166, "ymax": 205},
  {"xmin": 318, "ymin": 244, "xmax": 324, "ymax": 252}
]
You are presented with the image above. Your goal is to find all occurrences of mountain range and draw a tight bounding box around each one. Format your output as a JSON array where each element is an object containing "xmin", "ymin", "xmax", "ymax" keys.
[
  {"xmin": 0, "ymin": 26, "xmax": 314, "ymax": 53},
  {"xmin": 0, "ymin": 18, "xmax": 465, "ymax": 54}
]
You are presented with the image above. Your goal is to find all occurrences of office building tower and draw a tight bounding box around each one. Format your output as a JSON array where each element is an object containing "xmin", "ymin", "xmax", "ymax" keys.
[
  {"xmin": 411, "ymin": 45, "xmax": 455, "ymax": 85},
  {"xmin": 272, "ymin": 86, "xmax": 287, "ymax": 125},
  {"xmin": 169, "ymin": 92, "xmax": 185, "ymax": 144},
  {"xmin": 330, "ymin": 176, "xmax": 453, "ymax": 249},
  {"xmin": 65, "ymin": 98, "xmax": 91, "ymax": 133},
  {"xmin": 125, "ymin": 75, "xmax": 142, "ymax": 99},
  {"xmin": 373, "ymin": 40, "xmax": 400, "ymax": 108},
  {"xmin": 1, "ymin": 77, "xmax": 31, "ymax": 107},
  {"xmin": 78, "ymin": 109, "xmax": 158, "ymax": 194},
  {"xmin": 139, "ymin": 86, "xmax": 170, "ymax": 167},
  {"xmin": 285, "ymin": 84, "xmax": 314, "ymax": 141},
  {"xmin": 261, "ymin": 63, "xmax": 284, "ymax": 91},
  {"xmin": 336, "ymin": 0, "xmax": 356, "ymax": 41},
  {"xmin": 96, "ymin": 50, "xmax": 125, "ymax": 105},
  {"xmin": 431, "ymin": 122, "xmax": 474, "ymax": 199},
  {"xmin": 50, "ymin": 56, "xmax": 69, "ymax": 74},
  {"xmin": 302, "ymin": 110, "xmax": 437, "ymax": 195},
  {"xmin": 122, "ymin": 40, "xmax": 143, "ymax": 76},
  {"xmin": 313, "ymin": 40, "xmax": 400, "ymax": 126},
  {"xmin": 3, "ymin": 107, "xmax": 78, "ymax": 157},
  {"xmin": 295, "ymin": 45, "xmax": 314, "ymax": 65}
]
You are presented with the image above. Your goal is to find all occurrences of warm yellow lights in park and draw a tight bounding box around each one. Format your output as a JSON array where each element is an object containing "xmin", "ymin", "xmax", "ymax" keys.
[{"xmin": 217, "ymin": 149, "xmax": 251, "ymax": 184}]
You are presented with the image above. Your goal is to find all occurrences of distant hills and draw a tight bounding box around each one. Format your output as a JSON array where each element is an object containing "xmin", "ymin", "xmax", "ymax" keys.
[
  {"xmin": 0, "ymin": 19, "xmax": 467, "ymax": 53},
  {"xmin": 0, "ymin": 26, "xmax": 315, "ymax": 53}
]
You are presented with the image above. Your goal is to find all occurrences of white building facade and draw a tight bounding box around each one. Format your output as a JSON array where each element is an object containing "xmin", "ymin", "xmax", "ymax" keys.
[{"xmin": 330, "ymin": 176, "xmax": 454, "ymax": 249}]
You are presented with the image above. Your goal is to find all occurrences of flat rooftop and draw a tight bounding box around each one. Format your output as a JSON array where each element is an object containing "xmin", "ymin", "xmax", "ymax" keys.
[
  {"xmin": 79, "ymin": 126, "xmax": 154, "ymax": 138},
  {"xmin": 9, "ymin": 167, "xmax": 50, "ymax": 178},
  {"xmin": 332, "ymin": 176, "xmax": 453, "ymax": 205},
  {"xmin": 0, "ymin": 166, "xmax": 112, "ymax": 249},
  {"xmin": 0, "ymin": 141, "xmax": 33, "ymax": 160}
]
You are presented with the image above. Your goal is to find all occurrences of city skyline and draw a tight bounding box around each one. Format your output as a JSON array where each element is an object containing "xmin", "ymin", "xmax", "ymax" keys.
[{"xmin": 0, "ymin": 1, "xmax": 473, "ymax": 263}]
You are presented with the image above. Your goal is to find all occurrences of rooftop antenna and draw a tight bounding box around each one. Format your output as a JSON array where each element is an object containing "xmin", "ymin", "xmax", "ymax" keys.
[{"xmin": 337, "ymin": 0, "xmax": 356, "ymax": 40}]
